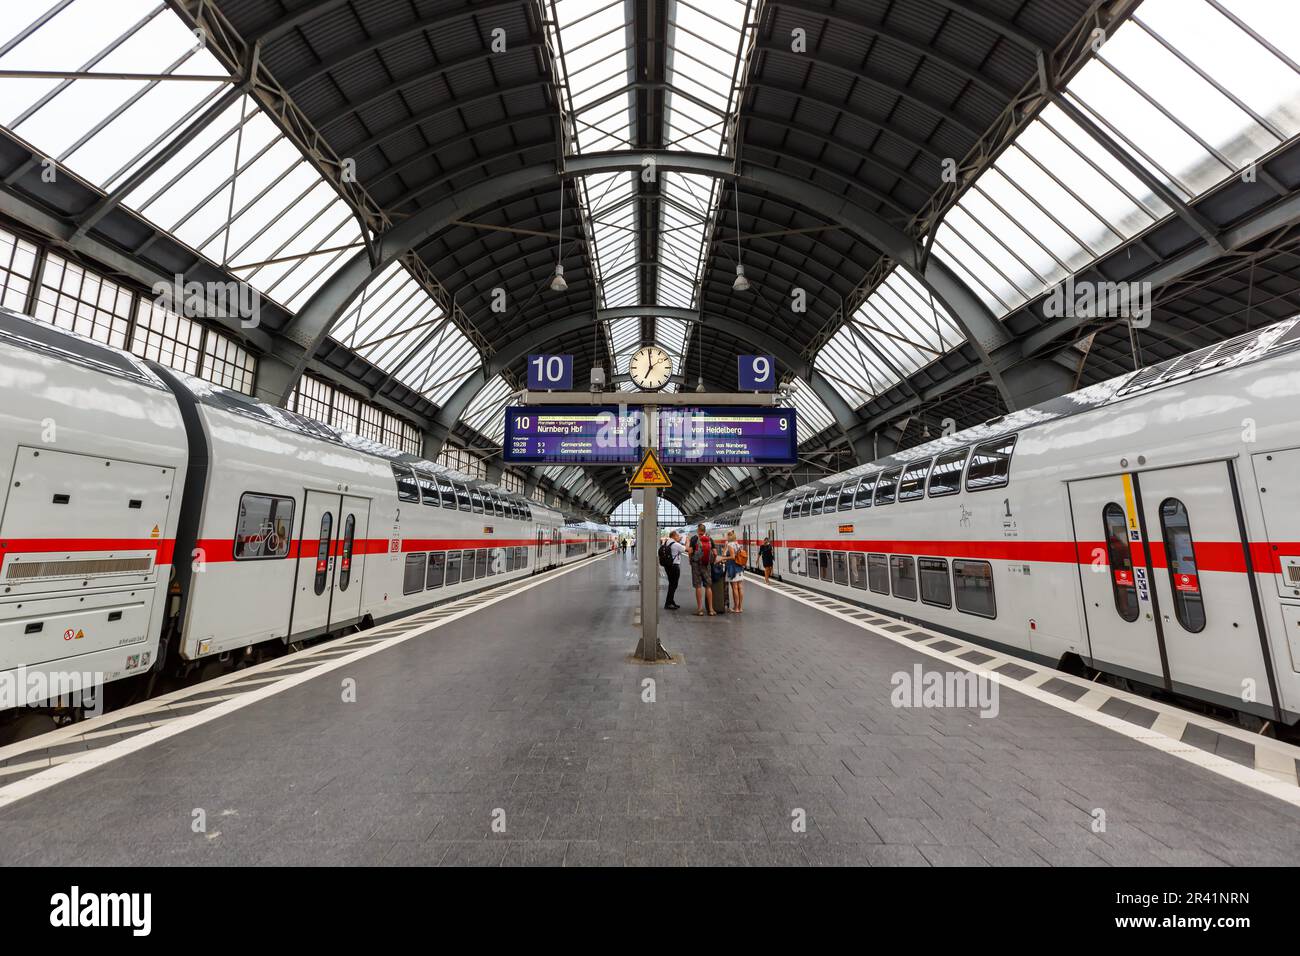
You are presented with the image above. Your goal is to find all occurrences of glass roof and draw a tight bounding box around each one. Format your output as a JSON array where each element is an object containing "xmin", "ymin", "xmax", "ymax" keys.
[
  {"xmin": 929, "ymin": 0, "xmax": 1299, "ymax": 318},
  {"xmin": 460, "ymin": 375, "xmax": 516, "ymax": 444}
]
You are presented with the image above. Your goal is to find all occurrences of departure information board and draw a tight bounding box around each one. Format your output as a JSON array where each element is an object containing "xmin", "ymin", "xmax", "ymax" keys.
[
  {"xmin": 658, "ymin": 406, "xmax": 798, "ymax": 465},
  {"xmin": 502, "ymin": 405, "xmax": 643, "ymax": 464}
]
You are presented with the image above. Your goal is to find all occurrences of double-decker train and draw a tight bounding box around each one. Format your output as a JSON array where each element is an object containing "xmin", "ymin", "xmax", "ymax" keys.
[
  {"xmin": 0, "ymin": 306, "xmax": 613, "ymax": 729},
  {"xmin": 714, "ymin": 317, "xmax": 1300, "ymax": 735}
]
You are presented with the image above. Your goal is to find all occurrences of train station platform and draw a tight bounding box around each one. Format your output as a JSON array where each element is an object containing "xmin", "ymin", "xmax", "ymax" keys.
[{"xmin": 2, "ymin": 552, "xmax": 1300, "ymax": 867}]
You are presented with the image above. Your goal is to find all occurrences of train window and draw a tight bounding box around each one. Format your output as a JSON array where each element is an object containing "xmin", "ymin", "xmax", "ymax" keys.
[
  {"xmin": 832, "ymin": 552, "xmax": 849, "ymax": 586},
  {"xmin": 1159, "ymin": 498, "xmax": 1206, "ymax": 633},
  {"xmin": 313, "ymin": 511, "xmax": 333, "ymax": 595},
  {"xmin": 437, "ymin": 477, "xmax": 457, "ymax": 509},
  {"xmin": 849, "ymin": 553, "xmax": 867, "ymax": 589},
  {"xmin": 810, "ymin": 490, "xmax": 826, "ymax": 516},
  {"xmin": 464, "ymin": 548, "xmax": 479, "ymax": 581},
  {"xmin": 799, "ymin": 494, "xmax": 814, "ymax": 517},
  {"xmin": 867, "ymin": 553, "xmax": 890, "ymax": 594},
  {"xmin": 516, "ymin": 547, "xmax": 528, "ymax": 569},
  {"xmin": 898, "ymin": 460, "xmax": 931, "ymax": 501},
  {"xmin": 402, "ymin": 553, "xmax": 426, "ymax": 595},
  {"xmin": 415, "ymin": 471, "xmax": 439, "ymax": 506},
  {"xmin": 339, "ymin": 514, "xmax": 356, "ymax": 591},
  {"xmin": 854, "ymin": 475, "xmax": 877, "ymax": 508},
  {"xmin": 807, "ymin": 549, "xmax": 820, "ymax": 579},
  {"xmin": 1102, "ymin": 503, "xmax": 1140, "ymax": 623},
  {"xmin": 445, "ymin": 550, "xmax": 462, "ymax": 586},
  {"xmin": 524, "ymin": 505, "xmax": 533, "ymax": 521},
  {"xmin": 392, "ymin": 464, "xmax": 420, "ymax": 503},
  {"xmin": 874, "ymin": 468, "xmax": 902, "ymax": 506},
  {"xmin": 475, "ymin": 549, "xmax": 488, "ymax": 579},
  {"xmin": 837, "ymin": 481, "xmax": 858, "ymax": 511},
  {"xmin": 233, "ymin": 493, "xmax": 294, "ymax": 560},
  {"xmin": 426, "ymin": 551, "xmax": 446, "ymax": 589},
  {"xmin": 953, "ymin": 560, "xmax": 996, "ymax": 618},
  {"xmin": 890, "ymin": 555, "xmax": 918, "ymax": 600},
  {"xmin": 470, "ymin": 489, "xmax": 484, "ymax": 514},
  {"xmin": 927, "ymin": 449, "xmax": 968, "ymax": 497},
  {"xmin": 783, "ymin": 498, "xmax": 794, "ymax": 520},
  {"xmin": 510, "ymin": 501, "xmax": 522, "ymax": 520},
  {"xmin": 918, "ymin": 557, "xmax": 951, "ymax": 608},
  {"xmin": 454, "ymin": 482, "xmax": 472, "ymax": 512},
  {"xmin": 966, "ymin": 436, "xmax": 1016, "ymax": 491},
  {"xmin": 819, "ymin": 550, "xmax": 832, "ymax": 582}
]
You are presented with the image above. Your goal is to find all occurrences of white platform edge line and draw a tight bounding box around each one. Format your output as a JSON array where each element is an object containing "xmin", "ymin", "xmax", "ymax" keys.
[
  {"xmin": 748, "ymin": 576, "xmax": 1300, "ymax": 809},
  {"xmin": 0, "ymin": 555, "xmax": 609, "ymax": 810}
]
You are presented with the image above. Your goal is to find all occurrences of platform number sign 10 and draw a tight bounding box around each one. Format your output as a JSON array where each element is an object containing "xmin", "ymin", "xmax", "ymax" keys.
[
  {"xmin": 527, "ymin": 353, "xmax": 573, "ymax": 391},
  {"xmin": 737, "ymin": 354, "xmax": 776, "ymax": 392}
]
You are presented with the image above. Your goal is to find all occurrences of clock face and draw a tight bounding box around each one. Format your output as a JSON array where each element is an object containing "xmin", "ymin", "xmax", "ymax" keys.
[{"xmin": 629, "ymin": 346, "xmax": 672, "ymax": 390}]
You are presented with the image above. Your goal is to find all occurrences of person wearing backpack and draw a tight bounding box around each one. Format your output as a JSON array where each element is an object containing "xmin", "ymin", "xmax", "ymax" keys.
[
  {"xmin": 689, "ymin": 523, "xmax": 715, "ymax": 616},
  {"xmin": 759, "ymin": 535, "xmax": 775, "ymax": 583},
  {"xmin": 660, "ymin": 533, "xmax": 685, "ymax": 610},
  {"xmin": 724, "ymin": 530, "xmax": 746, "ymax": 614}
]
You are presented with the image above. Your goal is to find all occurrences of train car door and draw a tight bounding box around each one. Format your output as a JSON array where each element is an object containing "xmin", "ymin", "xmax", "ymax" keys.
[
  {"xmin": 329, "ymin": 495, "xmax": 371, "ymax": 630},
  {"xmin": 766, "ymin": 520, "xmax": 778, "ymax": 575},
  {"xmin": 289, "ymin": 490, "xmax": 342, "ymax": 640},
  {"xmin": 1067, "ymin": 474, "xmax": 1167, "ymax": 686},
  {"xmin": 1135, "ymin": 461, "xmax": 1278, "ymax": 715}
]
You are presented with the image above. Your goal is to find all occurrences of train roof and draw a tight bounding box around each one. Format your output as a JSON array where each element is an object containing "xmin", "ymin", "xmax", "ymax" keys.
[
  {"xmin": 0, "ymin": 305, "xmax": 168, "ymax": 389},
  {"xmin": 776, "ymin": 314, "xmax": 1300, "ymax": 503}
]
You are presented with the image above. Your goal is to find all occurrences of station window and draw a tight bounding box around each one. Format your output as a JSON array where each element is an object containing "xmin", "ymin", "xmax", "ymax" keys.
[
  {"xmin": 403, "ymin": 553, "xmax": 426, "ymax": 595},
  {"xmin": 874, "ymin": 468, "xmax": 902, "ymax": 506},
  {"xmin": 837, "ymin": 481, "xmax": 857, "ymax": 511},
  {"xmin": 952, "ymin": 560, "xmax": 996, "ymax": 617},
  {"xmin": 1159, "ymin": 498, "xmax": 1206, "ymax": 633},
  {"xmin": 392, "ymin": 464, "xmax": 419, "ymax": 503},
  {"xmin": 233, "ymin": 493, "xmax": 294, "ymax": 560},
  {"xmin": 415, "ymin": 471, "xmax": 439, "ymax": 506},
  {"xmin": 455, "ymin": 482, "xmax": 472, "ymax": 512},
  {"xmin": 339, "ymin": 514, "xmax": 356, "ymax": 591},
  {"xmin": 918, "ymin": 557, "xmax": 951, "ymax": 608},
  {"xmin": 849, "ymin": 553, "xmax": 867, "ymax": 590},
  {"xmin": 819, "ymin": 550, "xmax": 832, "ymax": 583},
  {"xmin": 854, "ymin": 475, "xmax": 877, "ymax": 508},
  {"xmin": 832, "ymin": 552, "xmax": 849, "ymax": 586},
  {"xmin": 445, "ymin": 551, "xmax": 462, "ymax": 587},
  {"xmin": 1102, "ymin": 503, "xmax": 1140, "ymax": 623},
  {"xmin": 426, "ymin": 552, "xmax": 446, "ymax": 589},
  {"xmin": 867, "ymin": 553, "xmax": 890, "ymax": 594},
  {"xmin": 927, "ymin": 449, "xmax": 968, "ymax": 497},
  {"xmin": 437, "ymin": 477, "xmax": 457, "ymax": 509},
  {"xmin": 475, "ymin": 549, "xmax": 488, "ymax": 579},
  {"xmin": 898, "ymin": 460, "xmax": 932, "ymax": 501},
  {"xmin": 966, "ymin": 436, "xmax": 1016, "ymax": 492},
  {"xmin": 889, "ymin": 555, "xmax": 917, "ymax": 601},
  {"xmin": 314, "ymin": 512, "xmax": 333, "ymax": 595}
]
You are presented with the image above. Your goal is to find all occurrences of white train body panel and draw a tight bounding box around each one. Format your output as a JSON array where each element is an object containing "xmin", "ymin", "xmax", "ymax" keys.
[
  {"xmin": 728, "ymin": 317, "xmax": 1300, "ymax": 723},
  {"xmin": 0, "ymin": 310, "xmax": 187, "ymax": 700}
]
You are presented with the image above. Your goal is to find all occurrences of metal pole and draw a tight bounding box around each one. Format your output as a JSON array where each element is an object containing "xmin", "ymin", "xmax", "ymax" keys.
[{"xmin": 638, "ymin": 482, "xmax": 658, "ymax": 659}]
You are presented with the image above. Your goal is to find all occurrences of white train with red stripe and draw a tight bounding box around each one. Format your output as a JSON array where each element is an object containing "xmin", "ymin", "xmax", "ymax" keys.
[
  {"xmin": 723, "ymin": 316, "xmax": 1300, "ymax": 734},
  {"xmin": 0, "ymin": 306, "xmax": 609, "ymax": 726}
]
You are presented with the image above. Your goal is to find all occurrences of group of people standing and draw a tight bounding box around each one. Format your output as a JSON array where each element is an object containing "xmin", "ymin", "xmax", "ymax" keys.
[{"xmin": 658, "ymin": 525, "xmax": 775, "ymax": 616}]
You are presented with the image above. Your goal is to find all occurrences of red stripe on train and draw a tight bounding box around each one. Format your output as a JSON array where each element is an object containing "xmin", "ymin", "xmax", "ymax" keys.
[{"xmin": 0, "ymin": 537, "xmax": 176, "ymax": 564}]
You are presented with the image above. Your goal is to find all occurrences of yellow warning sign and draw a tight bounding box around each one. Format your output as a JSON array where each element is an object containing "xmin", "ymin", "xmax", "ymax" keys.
[
  {"xmin": 628, "ymin": 448, "xmax": 672, "ymax": 489},
  {"xmin": 150, "ymin": 525, "xmax": 160, "ymax": 539}
]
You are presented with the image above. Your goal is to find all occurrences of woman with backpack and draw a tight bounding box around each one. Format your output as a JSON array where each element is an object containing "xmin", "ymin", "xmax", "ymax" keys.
[
  {"xmin": 724, "ymin": 530, "xmax": 746, "ymax": 614},
  {"xmin": 689, "ymin": 523, "xmax": 715, "ymax": 616}
]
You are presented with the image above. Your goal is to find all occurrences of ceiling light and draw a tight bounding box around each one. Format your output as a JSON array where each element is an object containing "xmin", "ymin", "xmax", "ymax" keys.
[
  {"xmin": 549, "ymin": 263, "xmax": 567, "ymax": 292},
  {"xmin": 732, "ymin": 263, "xmax": 749, "ymax": 293}
]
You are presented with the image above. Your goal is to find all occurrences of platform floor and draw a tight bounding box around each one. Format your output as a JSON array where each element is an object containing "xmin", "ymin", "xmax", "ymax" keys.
[{"xmin": 3, "ymin": 553, "xmax": 1300, "ymax": 867}]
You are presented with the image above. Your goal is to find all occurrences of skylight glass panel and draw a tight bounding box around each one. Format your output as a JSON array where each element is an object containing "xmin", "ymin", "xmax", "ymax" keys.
[
  {"xmin": 581, "ymin": 172, "xmax": 638, "ymax": 307},
  {"xmin": 0, "ymin": 1, "xmax": 232, "ymax": 191},
  {"xmin": 550, "ymin": 0, "xmax": 632, "ymax": 154},
  {"xmin": 460, "ymin": 375, "xmax": 515, "ymax": 444},
  {"xmin": 663, "ymin": 0, "xmax": 747, "ymax": 155},
  {"xmin": 814, "ymin": 266, "xmax": 963, "ymax": 408},
  {"xmin": 782, "ymin": 378, "xmax": 833, "ymax": 444}
]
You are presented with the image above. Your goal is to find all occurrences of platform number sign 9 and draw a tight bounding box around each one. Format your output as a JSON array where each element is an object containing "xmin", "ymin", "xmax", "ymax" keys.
[
  {"xmin": 738, "ymin": 354, "xmax": 776, "ymax": 392},
  {"xmin": 527, "ymin": 354, "xmax": 573, "ymax": 391}
]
